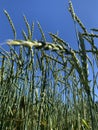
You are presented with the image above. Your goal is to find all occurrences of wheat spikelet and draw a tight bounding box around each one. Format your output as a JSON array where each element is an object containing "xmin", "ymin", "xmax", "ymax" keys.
[
  {"xmin": 31, "ymin": 22, "xmax": 34, "ymax": 39},
  {"xmin": 68, "ymin": 0, "xmax": 75, "ymax": 21},
  {"xmin": 4, "ymin": 10, "xmax": 17, "ymax": 39},
  {"xmin": 7, "ymin": 39, "xmax": 42, "ymax": 49},
  {"xmin": 82, "ymin": 33, "xmax": 98, "ymax": 38},
  {"xmin": 37, "ymin": 22, "xmax": 46, "ymax": 42},
  {"xmin": 23, "ymin": 15, "xmax": 32, "ymax": 40},
  {"xmin": 6, "ymin": 39, "xmax": 71, "ymax": 54},
  {"xmin": 91, "ymin": 28, "xmax": 98, "ymax": 32},
  {"xmin": 68, "ymin": 1, "xmax": 87, "ymax": 33},
  {"xmin": 22, "ymin": 30, "xmax": 28, "ymax": 40}
]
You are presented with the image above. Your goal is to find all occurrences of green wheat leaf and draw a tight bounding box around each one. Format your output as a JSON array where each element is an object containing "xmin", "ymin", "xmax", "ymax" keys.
[{"xmin": 78, "ymin": 32, "xmax": 88, "ymax": 78}]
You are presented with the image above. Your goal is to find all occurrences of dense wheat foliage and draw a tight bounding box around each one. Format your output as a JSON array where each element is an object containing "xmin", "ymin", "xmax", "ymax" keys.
[{"xmin": 0, "ymin": 1, "xmax": 98, "ymax": 130}]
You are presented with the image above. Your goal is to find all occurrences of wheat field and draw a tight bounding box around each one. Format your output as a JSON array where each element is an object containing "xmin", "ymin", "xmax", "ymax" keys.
[{"xmin": 0, "ymin": 1, "xmax": 98, "ymax": 130}]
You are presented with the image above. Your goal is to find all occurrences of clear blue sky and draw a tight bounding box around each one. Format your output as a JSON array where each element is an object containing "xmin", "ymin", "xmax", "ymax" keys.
[{"xmin": 0, "ymin": 0, "xmax": 98, "ymax": 100}]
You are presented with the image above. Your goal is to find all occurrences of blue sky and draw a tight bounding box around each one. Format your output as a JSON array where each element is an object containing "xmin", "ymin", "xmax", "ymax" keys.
[
  {"xmin": 0, "ymin": 0, "xmax": 98, "ymax": 47},
  {"xmin": 0, "ymin": 1, "xmax": 98, "ymax": 100}
]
